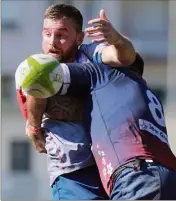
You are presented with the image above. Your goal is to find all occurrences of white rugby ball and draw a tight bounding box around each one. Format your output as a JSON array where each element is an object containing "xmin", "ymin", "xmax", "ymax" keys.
[{"xmin": 15, "ymin": 54, "xmax": 64, "ymax": 98}]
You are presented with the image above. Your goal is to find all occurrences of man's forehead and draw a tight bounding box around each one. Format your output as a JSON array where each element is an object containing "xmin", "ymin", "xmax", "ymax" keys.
[{"xmin": 43, "ymin": 18, "xmax": 74, "ymax": 29}]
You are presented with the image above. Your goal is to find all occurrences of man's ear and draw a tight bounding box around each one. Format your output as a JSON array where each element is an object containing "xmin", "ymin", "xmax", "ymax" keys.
[{"xmin": 77, "ymin": 32, "xmax": 84, "ymax": 46}]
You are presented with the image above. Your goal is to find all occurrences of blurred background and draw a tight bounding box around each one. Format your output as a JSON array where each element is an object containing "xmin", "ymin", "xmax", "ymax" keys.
[{"xmin": 1, "ymin": 0, "xmax": 176, "ymax": 200}]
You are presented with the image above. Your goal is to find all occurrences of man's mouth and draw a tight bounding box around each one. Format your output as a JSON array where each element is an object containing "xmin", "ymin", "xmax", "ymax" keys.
[
  {"xmin": 48, "ymin": 50, "xmax": 61, "ymax": 57},
  {"xmin": 49, "ymin": 50, "xmax": 60, "ymax": 54}
]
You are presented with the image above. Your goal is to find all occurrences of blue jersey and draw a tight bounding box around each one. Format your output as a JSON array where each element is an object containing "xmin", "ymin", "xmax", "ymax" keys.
[
  {"xmin": 60, "ymin": 61, "xmax": 176, "ymax": 195},
  {"xmin": 15, "ymin": 42, "xmax": 144, "ymax": 188}
]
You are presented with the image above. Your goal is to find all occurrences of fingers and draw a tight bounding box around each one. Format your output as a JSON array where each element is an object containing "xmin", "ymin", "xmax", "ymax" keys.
[
  {"xmin": 88, "ymin": 18, "xmax": 107, "ymax": 25},
  {"xmin": 92, "ymin": 38, "xmax": 106, "ymax": 44},
  {"xmin": 86, "ymin": 32, "xmax": 104, "ymax": 37},
  {"xmin": 85, "ymin": 25, "xmax": 109, "ymax": 43},
  {"xmin": 86, "ymin": 9, "xmax": 111, "ymax": 43},
  {"xmin": 34, "ymin": 142, "xmax": 47, "ymax": 153},
  {"xmin": 85, "ymin": 25, "xmax": 103, "ymax": 33},
  {"xmin": 86, "ymin": 9, "xmax": 118, "ymax": 44},
  {"xmin": 30, "ymin": 134, "xmax": 47, "ymax": 153},
  {"xmin": 99, "ymin": 9, "xmax": 108, "ymax": 21},
  {"xmin": 88, "ymin": 9, "xmax": 108, "ymax": 25},
  {"xmin": 85, "ymin": 25, "xmax": 108, "ymax": 38}
]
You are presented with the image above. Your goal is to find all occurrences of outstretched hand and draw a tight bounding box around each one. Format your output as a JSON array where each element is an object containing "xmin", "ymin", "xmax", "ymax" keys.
[{"xmin": 85, "ymin": 9, "xmax": 120, "ymax": 44}]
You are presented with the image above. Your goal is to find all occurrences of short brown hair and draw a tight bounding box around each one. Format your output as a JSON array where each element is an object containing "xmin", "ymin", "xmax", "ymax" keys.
[{"xmin": 44, "ymin": 4, "xmax": 83, "ymax": 32}]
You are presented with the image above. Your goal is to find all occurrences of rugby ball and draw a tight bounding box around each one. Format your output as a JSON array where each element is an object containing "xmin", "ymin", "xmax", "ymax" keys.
[{"xmin": 15, "ymin": 54, "xmax": 64, "ymax": 98}]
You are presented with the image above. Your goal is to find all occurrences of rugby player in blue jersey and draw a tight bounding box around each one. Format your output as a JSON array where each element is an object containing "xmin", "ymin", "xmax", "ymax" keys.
[
  {"xmin": 21, "ymin": 61, "xmax": 176, "ymax": 200},
  {"xmin": 16, "ymin": 4, "xmax": 143, "ymax": 200}
]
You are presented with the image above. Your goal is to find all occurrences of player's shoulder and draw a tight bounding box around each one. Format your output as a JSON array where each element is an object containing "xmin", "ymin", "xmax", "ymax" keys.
[
  {"xmin": 77, "ymin": 42, "xmax": 107, "ymax": 63},
  {"xmin": 79, "ymin": 43, "xmax": 96, "ymax": 49},
  {"xmin": 79, "ymin": 42, "xmax": 107, "ymax": 53}
]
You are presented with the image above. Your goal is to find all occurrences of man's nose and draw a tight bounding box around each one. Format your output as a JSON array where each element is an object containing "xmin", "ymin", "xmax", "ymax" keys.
[
  {"xmin": 49, "ymin": 35, "xmax": 59, "ymax": 47},
  {"xmin": 48, "ymin": 44, "xmax": 55, "ymax": 51}
]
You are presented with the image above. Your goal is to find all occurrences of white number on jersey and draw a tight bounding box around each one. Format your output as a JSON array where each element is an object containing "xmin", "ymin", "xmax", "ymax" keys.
[{"xmin": 146, "ymin": 89, "xmax": 166, "ymax": 127}]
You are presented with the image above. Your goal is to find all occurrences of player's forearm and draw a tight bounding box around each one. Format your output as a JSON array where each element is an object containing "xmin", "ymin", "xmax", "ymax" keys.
[
  {"xmin": 102, "ymin": 33, "xmax": 136, "ymax": 67},
  {"xmin": 26, "ymin": 95, "xmax": 47, "ymax": 128},
  {"xmin": 113, "ymin": 33, "xmax": 136, "ymax": 65}
]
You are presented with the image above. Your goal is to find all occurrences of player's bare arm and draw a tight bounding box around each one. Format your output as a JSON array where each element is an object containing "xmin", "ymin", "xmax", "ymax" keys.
[
  {"xmin": 85, "ymin": 9, "xmax": 135, "ymax": 66},
  {"xmin": 26, "ymin": 95, "xmax": 47, "ymax": 153},
  {"xmin": 27, "ymin": 96, "xmax": 47, "ymax": 127},
  {"xmin": 26, "ymin": 94, "xmax": 85, "ymax": 153}
]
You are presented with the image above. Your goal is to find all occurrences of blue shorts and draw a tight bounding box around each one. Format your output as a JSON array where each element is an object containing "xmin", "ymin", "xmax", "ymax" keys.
[
  {"xmin": 110, "ymin": 159, "xmax": 176, "ymax": 200},
  {"xmin": 52, "ymin": 165, "xmax": 108, "ymax": 200}
]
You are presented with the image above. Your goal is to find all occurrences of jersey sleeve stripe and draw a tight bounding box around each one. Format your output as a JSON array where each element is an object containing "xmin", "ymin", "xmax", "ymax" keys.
[{"xmin": 60, "ymin": 64, "xmax": 71, "ymax": 95}]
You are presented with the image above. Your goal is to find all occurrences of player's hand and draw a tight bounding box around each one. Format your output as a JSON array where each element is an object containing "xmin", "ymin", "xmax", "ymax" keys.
[
  {"xmin": 85, "ymin": 9, "xmax": 120, "ymax": 44},
  {"xmin": 25, "ymin": 121, "xmax": 47, "ymax": 153}
]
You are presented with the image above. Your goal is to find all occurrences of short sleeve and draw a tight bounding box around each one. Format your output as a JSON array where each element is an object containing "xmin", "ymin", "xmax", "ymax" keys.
[
  {"xmin": 60, "ymin": 63, "xmax": 92, "ymax": 96},
  {"xmin": 80, "ymin": 43, "xmax": 108, "ymax": 64}
]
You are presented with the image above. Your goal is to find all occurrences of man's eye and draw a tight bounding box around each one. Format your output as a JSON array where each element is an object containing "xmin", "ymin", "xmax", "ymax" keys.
[{"xmin": 45, "ymin": 32, "xmax": 50, "ymax": 36}]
